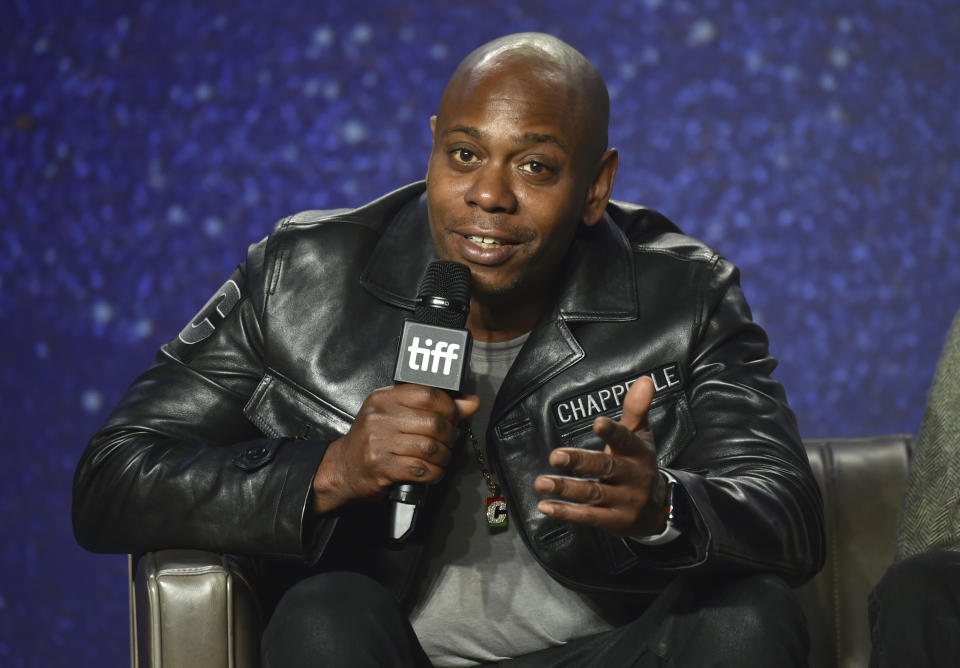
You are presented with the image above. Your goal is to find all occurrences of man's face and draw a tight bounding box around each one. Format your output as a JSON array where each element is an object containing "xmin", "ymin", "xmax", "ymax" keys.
[{"xmin": 425, "ymin": 63, "xmax": 610, "ymax": 305}]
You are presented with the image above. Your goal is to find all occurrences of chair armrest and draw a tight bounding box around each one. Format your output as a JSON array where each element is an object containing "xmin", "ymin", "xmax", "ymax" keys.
[
  {"xmin": 130, "ymin": 550, "xmax": 264, "ymax": 668},
  {"xmin": 797, "ymin": 435, "xmax": 911, "ymax": 668}
]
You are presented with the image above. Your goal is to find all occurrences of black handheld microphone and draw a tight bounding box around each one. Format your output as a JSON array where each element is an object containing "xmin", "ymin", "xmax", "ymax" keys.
[{"xmin": 389, "ymin": 260, "xmax": 472, "ymax": 542}]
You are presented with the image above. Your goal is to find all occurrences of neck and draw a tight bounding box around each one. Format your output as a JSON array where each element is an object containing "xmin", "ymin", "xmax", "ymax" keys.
[{"xmin": 466, "ymin": 293, "xmax": 547, "ymax": 342}]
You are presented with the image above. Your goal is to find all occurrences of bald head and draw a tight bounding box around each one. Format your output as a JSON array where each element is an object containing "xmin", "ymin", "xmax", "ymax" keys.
[{"xmin": 438, "ymin": 33, "xmax": 610, "ymax": 160}]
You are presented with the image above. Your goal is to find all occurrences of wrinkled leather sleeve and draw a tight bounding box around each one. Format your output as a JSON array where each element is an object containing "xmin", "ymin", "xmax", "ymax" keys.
[
  {"xmin": 72, "ymin": 239, "xmax": 331, "ymax": 560},
  {"xmin": 650, "ymin": 256, "xmax": 825, "ymax": 584}
]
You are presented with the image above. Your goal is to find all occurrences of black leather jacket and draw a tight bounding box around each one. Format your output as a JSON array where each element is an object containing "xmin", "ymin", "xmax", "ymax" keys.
[{"xmin": 73, "ymin": 182, "xmax": 825, "ymax": 602}]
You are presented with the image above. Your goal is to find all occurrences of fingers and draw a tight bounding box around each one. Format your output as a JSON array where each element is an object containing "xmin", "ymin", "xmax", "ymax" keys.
[
  {"xmin": 384, "ymin": 384, "xmax": 459, "ymax": 421},
  {"xmin": 350, "ymin": 431, "xmax": 452, "ymax": 488},
  {"xmin": 536, "ymin": 400, "xmax": 661, "ymax": 535},
  {"xmin": 535, "ymin": 471, "xmax": 649, "ymax": 533},
  {"xmin": 358, "ymin": 386, "xmax": 471, "ymax": 479},
  {"xmin": 377, "ymin": 384, "xmax": 481, "ymax": 424},
  {"xmin": 368, "ymin": 385, "xmax": 478, "ymax": 441},
  {"xmin": 593, "ymin": 417, "xmax": 656, "ymax": 456},
  {"xmin": 322, "ymin": 384, "xmax": 480, "ymax": 508},
  {"xmin": 388, "ymin": 435, "xmax": 453, "ymax": 468},
  {"xmin": 535, "ymin": 475, "xmax": 612, "ymax": 504},
  {"xmin": 534, "ymin": 469, "xmax": 665, "ymax": 535},
  {"xmin": 618, "ymin": 375, "xmax": 655, "ymax": 433},
  {"xmin": 389, "ymin": 455, "xmax": 448, "ymax": 484},
  {"xmin": 536, "ymin": 498, "xmax": 638, "ymax": 532},
  {"xmin": 546, "ymin": 441, "xmax": 654, "ymax": 479},
  {"xmin": 534, "ymin": 463, "xmax": 654, "ymax": 508},
  {"xmin": 534, "ymin": 447, "xmax": 649, "ymax": 514},
  {"xmin": 589, "ymin": 376, "xmax": 654, "ymax": 457},
  {"xmin": 547, "ymin": 446, "xmax": 618, "ymax": 478}
]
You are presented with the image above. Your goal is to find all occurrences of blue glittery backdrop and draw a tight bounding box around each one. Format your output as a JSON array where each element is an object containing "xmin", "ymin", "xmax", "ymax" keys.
[{"xmin": 2, "ymin": 1, "xmax": 959, "ymax": 664}]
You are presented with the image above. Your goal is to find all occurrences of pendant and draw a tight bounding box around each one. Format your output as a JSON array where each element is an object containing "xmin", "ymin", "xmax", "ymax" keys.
[{"xmin": 486, "ymin": 496, "xmax": 507, "ymax": 528}]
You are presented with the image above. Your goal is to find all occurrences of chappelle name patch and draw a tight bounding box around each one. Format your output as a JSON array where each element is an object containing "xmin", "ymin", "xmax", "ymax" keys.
[{"xmin": 551, "ymin": 363, "xmax": 684, "ymax": 428}]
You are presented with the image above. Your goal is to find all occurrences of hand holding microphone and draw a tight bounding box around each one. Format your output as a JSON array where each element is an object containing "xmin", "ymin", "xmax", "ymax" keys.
[{"xmin": 309, "ymin": 261, "xmax": 479, "ymax": 541}]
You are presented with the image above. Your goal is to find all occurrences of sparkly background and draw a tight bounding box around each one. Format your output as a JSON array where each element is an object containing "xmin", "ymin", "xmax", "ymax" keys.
[{"xmin": 2, "ymin": 0, "xmax": 959, "ymax": 664}]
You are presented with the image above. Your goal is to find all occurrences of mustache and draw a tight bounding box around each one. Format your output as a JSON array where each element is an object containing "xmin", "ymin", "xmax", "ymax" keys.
[{"xmin": 445, "ymin": 214, "xmax": 537, "ymax": 244}]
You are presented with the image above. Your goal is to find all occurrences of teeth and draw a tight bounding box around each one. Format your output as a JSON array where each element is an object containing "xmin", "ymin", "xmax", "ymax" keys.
[{"xmin": 467, "ymin": 235, "xmax": 503, "ymax": 248}]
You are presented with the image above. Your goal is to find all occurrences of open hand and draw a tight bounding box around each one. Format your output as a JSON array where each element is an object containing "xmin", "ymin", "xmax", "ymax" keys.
[{"xmin": 534, "ymin": 376, "xmax": 668, "ymax": 536}]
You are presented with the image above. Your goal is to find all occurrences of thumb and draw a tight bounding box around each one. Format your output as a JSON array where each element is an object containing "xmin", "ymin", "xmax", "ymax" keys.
[
  {"xmin": 619, "ymin": 376, "xmax": 654, "ymax": 433},
  {"xmin": 453, "ymin": 393, "xmax": 481, "ymax": 421}
]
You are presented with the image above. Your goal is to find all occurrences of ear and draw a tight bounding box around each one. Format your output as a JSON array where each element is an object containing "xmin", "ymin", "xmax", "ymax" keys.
[{"xmin": 580, "ymin": 148, "xmax": 618, "ymax": 227}]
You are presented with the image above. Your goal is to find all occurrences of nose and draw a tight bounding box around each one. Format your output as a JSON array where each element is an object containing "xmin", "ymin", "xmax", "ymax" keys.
[{"xmin": 464, "ymin": 165, "xmax": 518, "ymax": 214}]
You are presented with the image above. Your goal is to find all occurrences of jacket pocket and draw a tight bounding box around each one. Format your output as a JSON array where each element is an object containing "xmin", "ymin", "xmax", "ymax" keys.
[
  {"xmin": 243, "ymin": 369, "xmax": 354, "ymax": 441},
  {"xmin": 646, "ymin": 392, "xmax": 696, "ymax": 466}
]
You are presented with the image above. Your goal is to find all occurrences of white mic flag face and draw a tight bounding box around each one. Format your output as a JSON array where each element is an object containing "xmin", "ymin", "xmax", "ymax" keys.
[{"xmin": 394, "ymin": 322, "xmax": 470, "ymax": 391}]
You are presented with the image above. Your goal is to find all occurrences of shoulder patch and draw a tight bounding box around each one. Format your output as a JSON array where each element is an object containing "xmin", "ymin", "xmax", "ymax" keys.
[{"xmin": 165, "ymin": 270, "xmax": 244, "ymax": 362}]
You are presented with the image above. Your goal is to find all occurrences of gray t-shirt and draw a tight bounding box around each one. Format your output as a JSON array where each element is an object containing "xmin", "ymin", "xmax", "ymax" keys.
[{"xmin": 409, "ymin": 334, "xmax": 617, "ymax": 666}]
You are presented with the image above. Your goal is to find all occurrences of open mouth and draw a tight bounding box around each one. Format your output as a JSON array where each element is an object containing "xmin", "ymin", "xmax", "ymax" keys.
[{"xmin": 465, "ymin": 234, "xmax": 512, "ymax": 249}]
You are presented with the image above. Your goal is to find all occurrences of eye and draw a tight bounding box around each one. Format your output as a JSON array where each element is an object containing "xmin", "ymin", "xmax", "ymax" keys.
[
  {"xmin": 451, "ymin": 148, "xmax": 479, "ymax": 165},
  {"xmin": 519, "ymin": 160, "xmax": 550, "ymax": 176}
]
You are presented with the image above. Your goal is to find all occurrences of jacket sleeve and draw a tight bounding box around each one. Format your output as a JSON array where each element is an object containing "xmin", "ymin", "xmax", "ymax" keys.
[
  {"xmin": 650, "ymin": 256, "xmax": 825, "ymax": 585},
  {"xmin": 72, "ymin": 238, "xmax": 334, "ymax": 560}
]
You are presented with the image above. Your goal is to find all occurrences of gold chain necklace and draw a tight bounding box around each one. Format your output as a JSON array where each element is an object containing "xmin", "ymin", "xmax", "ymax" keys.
[{"xmin": 465, "ymin": 423, "xmax": 507, "ymax": 529}]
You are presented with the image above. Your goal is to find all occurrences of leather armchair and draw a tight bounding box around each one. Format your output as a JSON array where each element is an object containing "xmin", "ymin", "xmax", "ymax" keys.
[
  {"xmin": 797, "ymin": 434, "xmax": 911, "ymax": 668},
  {"xmin": 129, "ymin": 550, "xmax": 263, "ymax": 668},
  {"xmin": 129, "ymin": 435, "xmax": 912, "ymax": 668}
]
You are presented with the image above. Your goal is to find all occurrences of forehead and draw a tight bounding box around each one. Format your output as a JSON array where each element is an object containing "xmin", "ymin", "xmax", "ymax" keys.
[{"xmin": 436, "ymin": 64, "xmax": 587, "ymax": 150}]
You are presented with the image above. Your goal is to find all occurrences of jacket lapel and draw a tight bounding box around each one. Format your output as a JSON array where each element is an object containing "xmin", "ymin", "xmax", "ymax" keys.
[
  {"xmin": 360, "ymin": 184, "xmax": 434, "ymax": 311},
  {"xmin": 492, "ymin": 215, "xmax": 639, "ymax": 421}
]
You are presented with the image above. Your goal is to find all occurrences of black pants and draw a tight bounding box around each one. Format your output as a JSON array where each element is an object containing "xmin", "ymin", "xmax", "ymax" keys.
[
  {"xmin": 262, "ymin": 570, "xmax": 809, "ymax": 667},
  {"xmin": 869, "ymin": 550, "xmax": 960, "ymax": 667}
]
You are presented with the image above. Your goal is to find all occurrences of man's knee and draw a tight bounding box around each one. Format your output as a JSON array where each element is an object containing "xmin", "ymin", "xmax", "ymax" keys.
[
  {"xmin": 873, "ymin": 550, "xmax": 960, "ymax": 608},
  {"xmin": 672, "ymin": 573, "xmax": 808, "ymax": 666},
  {"xmin": 870, "ymin": 551, "xmax": 960, "ymax": 633},
  {"xmin": 262, "ymin": 571, "xmax": 425, "ymax": 668},
  {"xmin": 869, "ymin": 551, "xmax": 960, "ymax": 666}
]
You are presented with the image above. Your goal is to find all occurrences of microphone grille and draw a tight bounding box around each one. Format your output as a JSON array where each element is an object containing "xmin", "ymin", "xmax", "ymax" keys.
[{"xmin": 414, "ymin": 260, "xmax": 471, "ymax": 328}]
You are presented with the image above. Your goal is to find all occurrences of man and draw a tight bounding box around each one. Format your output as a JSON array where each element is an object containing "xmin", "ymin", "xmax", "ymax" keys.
[
  {"xmin": 868, "ymin": 309, "xmax": 960, "ymax": 666},
  {"xmin": 74, "ymin": 33, "xmax": 824, "ymax": 666}
]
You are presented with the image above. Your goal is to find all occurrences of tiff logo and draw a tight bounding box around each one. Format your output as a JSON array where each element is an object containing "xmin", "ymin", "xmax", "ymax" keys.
[
  {"xmin": 394, "ymin": 321, "xmax": 470, "ymax": 392},
  {"xmin": 406, "ymin": 336, "xmax": 461, "ymax": 376}
]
